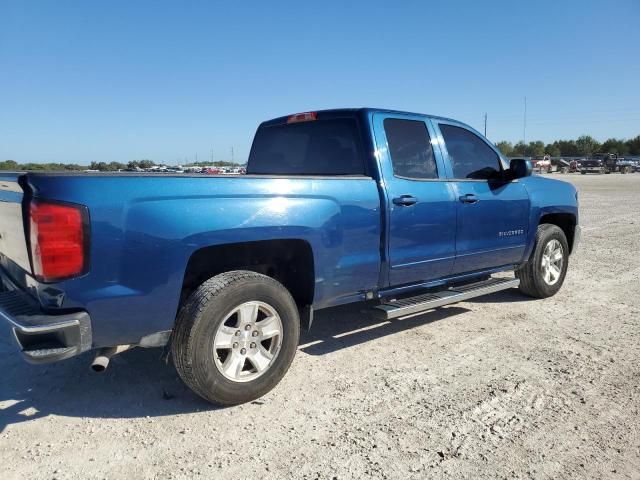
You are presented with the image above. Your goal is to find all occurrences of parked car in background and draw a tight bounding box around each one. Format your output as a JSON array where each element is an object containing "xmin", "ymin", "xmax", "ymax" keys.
[
  {"xmin": 531, "ymin": 155, "xmax": 552, "ymax": 173},
  {"xmin": 550, "ymin": 158, "xmax": 571, "ymax": 173},
  {"xmin": 591, "ymin": 153, "xmax": 629, "ymax": 174},
  {"xmin": 0, "ymin": 108, "xmax": 580, "ymax": 406},
  {"xmin": 580, "ymin": 158, "xmax": 605, "ymax": 174},
  {"xmin": 580, "ymin": 153, "xmax": 634, "ymax": 174},
  {"xmin": 569, "ymin": 159, "xmax": 582, "ymax": 173},
  {"xmin": 616, "ymin": 157, "xmax": 637, "ymax": 174}
]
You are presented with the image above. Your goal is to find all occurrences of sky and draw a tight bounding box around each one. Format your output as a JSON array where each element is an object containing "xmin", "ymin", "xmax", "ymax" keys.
[{"xmin": 1, "ymin": 0, "xmax": 639, "ymax": 165}]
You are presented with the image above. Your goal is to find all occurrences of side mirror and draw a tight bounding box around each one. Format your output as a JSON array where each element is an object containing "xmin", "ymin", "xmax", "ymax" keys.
[{"xmin": 509, "ymin": 159, "xmax": 532, "ymax": 179}]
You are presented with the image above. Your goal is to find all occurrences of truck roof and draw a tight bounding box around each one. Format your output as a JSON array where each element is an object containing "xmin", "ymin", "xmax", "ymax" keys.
[{"xmin": 260, "ymin": 108, "xmax": 460, "ymax": 127}]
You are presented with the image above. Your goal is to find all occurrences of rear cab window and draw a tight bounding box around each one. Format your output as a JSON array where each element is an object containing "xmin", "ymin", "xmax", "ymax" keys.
[
  {"xmin": 247, "ymin": 117, "xmax": 365, "ymax": 175},
  {"xmin": 439, "ymin": 124, "xmax": 503, "ymax": 180}
]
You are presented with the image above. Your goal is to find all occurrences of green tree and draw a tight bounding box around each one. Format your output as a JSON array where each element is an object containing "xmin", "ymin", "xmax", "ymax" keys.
[
  {"xmin": 545, "ymin": 144, "xmax": 561, "ymax": 157},
  {"xmin": 625, "ymin": 135, "xmax": 640, "ymax": 156},
  {"xmin": 107, "ymin": 161, "xmax": 126, "ymax": 171},
  {"xmin": 575, "ymin": 135, "xmax": 601, "ymax": 157},
  {"xmin": 513, "ymin": 141, "xmax": 527, "ymax": 156},
  {"xmin": 0, "ymin": 160, "xmax": 19, "ymax": 170},
  {"xmin": 89, "ymin": 161, "xmax": 110, "ymax": 171},
  {"xmin": 64, "ymin": 163, "xmax": 85, "ymax": 171},
  {"xmin": 600, "ymin": 138, "xmax": 629, "ymax": 155},
  {"xmin": 137, "ymin": 159, "xmax": 155, "ymax": 170},
  {"xmin": 527, "ymin": 141, "xmax": 545, "ymax": 156},
  {"xmin": 495, "ymin": 141, "xmax": 514, "ymax": 157},
  {"xmin": 21, "ymin": 163, "xmax": 47, "ymax": 170},
  {"xmin": 552, "ymin": 140, "xmax": 579, "ymax": 156}
]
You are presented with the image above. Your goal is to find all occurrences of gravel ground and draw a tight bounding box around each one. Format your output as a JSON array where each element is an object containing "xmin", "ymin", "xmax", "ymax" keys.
[{"xmin": 1, "ymin": 174, "xmax": 639, "ymax": 480}]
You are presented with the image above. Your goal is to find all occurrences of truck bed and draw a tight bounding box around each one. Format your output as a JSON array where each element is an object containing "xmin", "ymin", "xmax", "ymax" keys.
[{"xmin": 1, "ymin": 172, "xmax": 382, "ymax": 347}]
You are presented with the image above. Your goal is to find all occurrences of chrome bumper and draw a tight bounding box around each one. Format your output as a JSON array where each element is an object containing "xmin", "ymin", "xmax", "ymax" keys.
[{"xmin": 0, "ymin": 271, "xmax": 92, "ymax": 364}]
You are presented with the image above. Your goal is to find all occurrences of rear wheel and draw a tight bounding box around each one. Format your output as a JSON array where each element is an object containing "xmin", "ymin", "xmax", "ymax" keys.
[
  {"xmin": 172, "ymin": 271, "xmax": 300, "ymax": 405},
  {"xmin": 516, "ymin": 224, "xmax": 569, "ymax": 298}
]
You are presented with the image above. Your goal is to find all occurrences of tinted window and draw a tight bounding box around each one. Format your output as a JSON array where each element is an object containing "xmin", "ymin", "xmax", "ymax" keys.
[
  {"xmin": 384, "ymin": 118, "xmax": 438, "ymax": 179},
  {"xmin": 440, "ymin": 124, "xmax": 501, "ymax": 179},
  {"xmin": 247, "ymin": 119, "xmax": 364, "ymax": 175}
]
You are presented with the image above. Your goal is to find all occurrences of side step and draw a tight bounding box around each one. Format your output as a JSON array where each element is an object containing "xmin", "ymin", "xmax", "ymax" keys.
[{"xmin": 373, "ymin": 277, "xmax": 520, "ymax": 320}]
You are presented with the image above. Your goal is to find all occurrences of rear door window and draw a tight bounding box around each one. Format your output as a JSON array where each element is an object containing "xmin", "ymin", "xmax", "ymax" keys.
[
  {"xmin": 383, "ymin": 118, "xmax": 438, "ymax": 179},
  {"xmin": 440, "ymin": 124, "xmax": 501, "ymax": 180},
  {"xmin": 247, "ymin": 119, "xmax": 365, "ymax": 175}
]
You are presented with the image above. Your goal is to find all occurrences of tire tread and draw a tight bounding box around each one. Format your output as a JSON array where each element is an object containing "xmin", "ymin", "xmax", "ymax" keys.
[
  {"xmin": 516, "ymin": 224, "xmax": 568, "ymax": 299},
  {"xmin": 171, "ymin": 270, "xmax": 297, "ymax": 404}
]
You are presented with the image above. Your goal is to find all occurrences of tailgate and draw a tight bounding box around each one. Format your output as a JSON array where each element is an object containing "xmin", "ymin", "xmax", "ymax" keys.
[{"xmin": 0, "ymin": 173, "xmax": 31, "ymax": 273}]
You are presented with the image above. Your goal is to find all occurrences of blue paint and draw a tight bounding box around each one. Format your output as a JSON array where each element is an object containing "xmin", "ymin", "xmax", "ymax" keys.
[{"xmin": 1, "ymin": 108, "xmax": 579, "ymax": 349}]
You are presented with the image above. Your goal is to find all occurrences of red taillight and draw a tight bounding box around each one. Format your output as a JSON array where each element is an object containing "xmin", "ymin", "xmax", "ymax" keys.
[
  {"xmin": 29, "ymin": 201, "xmax": 88, "ymax": 282},
  {"xmin": 287, "ymin": 111, "xmax": 317, "ymax": 123}
]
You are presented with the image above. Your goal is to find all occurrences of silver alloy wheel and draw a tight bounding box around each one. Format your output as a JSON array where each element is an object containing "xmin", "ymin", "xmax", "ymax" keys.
[
  {"xmin": 213, "ymin": 301, "xmax": 283, "ymax": 383},
  {"xmin": 541, "ymin": 239, "xmax": 564, "ymax": 286}
]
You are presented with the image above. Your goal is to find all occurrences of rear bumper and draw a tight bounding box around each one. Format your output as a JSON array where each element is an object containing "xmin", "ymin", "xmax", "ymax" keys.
[{"xmin": 0, "ymin": 271, "xmax": 92, "ymax": 363}]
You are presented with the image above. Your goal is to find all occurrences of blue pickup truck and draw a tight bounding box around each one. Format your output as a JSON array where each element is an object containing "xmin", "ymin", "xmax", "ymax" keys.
[{"xmin": 0, "ymin": 108, "xmax": 580, "ymax": 405}]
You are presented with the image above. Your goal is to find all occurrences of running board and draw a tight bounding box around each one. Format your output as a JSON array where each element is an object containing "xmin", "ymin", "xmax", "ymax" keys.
[{"xmin": 373, "ymin": 277, "xmax": 520, "ymax": 320}]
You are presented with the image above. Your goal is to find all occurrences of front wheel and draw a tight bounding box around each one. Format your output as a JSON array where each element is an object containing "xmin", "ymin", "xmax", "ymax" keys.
[
  {"xmin": 516, "ymin": 224, "xmax": 569, "ymax": 298},
  {"xmin": 172, "ymin": 271, "xmax": 300, "ymax": 405}
]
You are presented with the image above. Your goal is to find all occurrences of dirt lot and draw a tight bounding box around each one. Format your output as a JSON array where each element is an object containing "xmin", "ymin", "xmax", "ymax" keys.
[{"xmin": 1, "ymin": 173, "xmax": 639, "ymax": 479}]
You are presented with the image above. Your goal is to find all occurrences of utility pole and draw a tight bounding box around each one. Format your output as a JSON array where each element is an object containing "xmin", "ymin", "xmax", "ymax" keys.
[
  {"xmin": 523, "ymin": 96, "xmax": 527, "ymax": 157},
  {"xmin": 483, "ymin": 113, "xmax": 487, "ymax": 137}
]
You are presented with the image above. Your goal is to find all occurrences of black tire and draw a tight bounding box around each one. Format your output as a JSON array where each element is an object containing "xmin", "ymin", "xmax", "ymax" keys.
[
  {"xmin": 580, "ymin": 171, "xmax": 586, "ymax": 175},
  {"xmin": 172, "ymin": 270, "xmax": 300, "ymax": 405},
  {"xmin": 516, "ymin": 224, "xmax": 569, "ymax": 299}
]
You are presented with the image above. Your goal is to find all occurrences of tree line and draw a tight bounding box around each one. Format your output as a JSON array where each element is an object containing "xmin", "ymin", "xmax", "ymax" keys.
[
  {"xmin": 0, "ymin": 160, "xmax": 87, "ymax": 171},
  {"xmin": 0, "ymin": 159, "xmax": 242, "ymax": 172},
  {"xmin": 495, "ymin": 135, "xmax": 640, "ymax": 158},
  {"xmin": 2, "ymin": 134, "xmax": 640, "ymax": 171}
]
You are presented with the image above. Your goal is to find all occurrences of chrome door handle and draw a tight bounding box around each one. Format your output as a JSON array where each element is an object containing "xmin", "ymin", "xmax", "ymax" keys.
[
  {"xmin": 392, "ymin": 195, "xmax": 418, "ymax": 206},
  {"xmin": 459, "ymin": 194, "xmax": 479, "ymax": 204}
]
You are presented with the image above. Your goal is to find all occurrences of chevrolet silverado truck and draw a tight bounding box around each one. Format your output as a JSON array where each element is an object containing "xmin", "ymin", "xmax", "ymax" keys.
[{"xmin": 0, "ymin": 108, "xmax": 580, "ymax": 405}]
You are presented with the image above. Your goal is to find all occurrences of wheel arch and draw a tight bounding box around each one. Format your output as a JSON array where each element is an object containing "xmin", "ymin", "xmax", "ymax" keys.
[
  {"xmin": 179, "ymin": 238, "xmax": 315, "ymax": 314},
  {"xmin": 539, "ymin": 213, "xmax": 577, "ymax": 253}
]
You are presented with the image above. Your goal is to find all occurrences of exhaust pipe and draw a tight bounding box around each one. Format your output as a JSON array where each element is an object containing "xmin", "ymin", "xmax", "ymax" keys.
[{"xmin": 91, "ymin": 345, "xmax": 133, "ymax": 372}]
